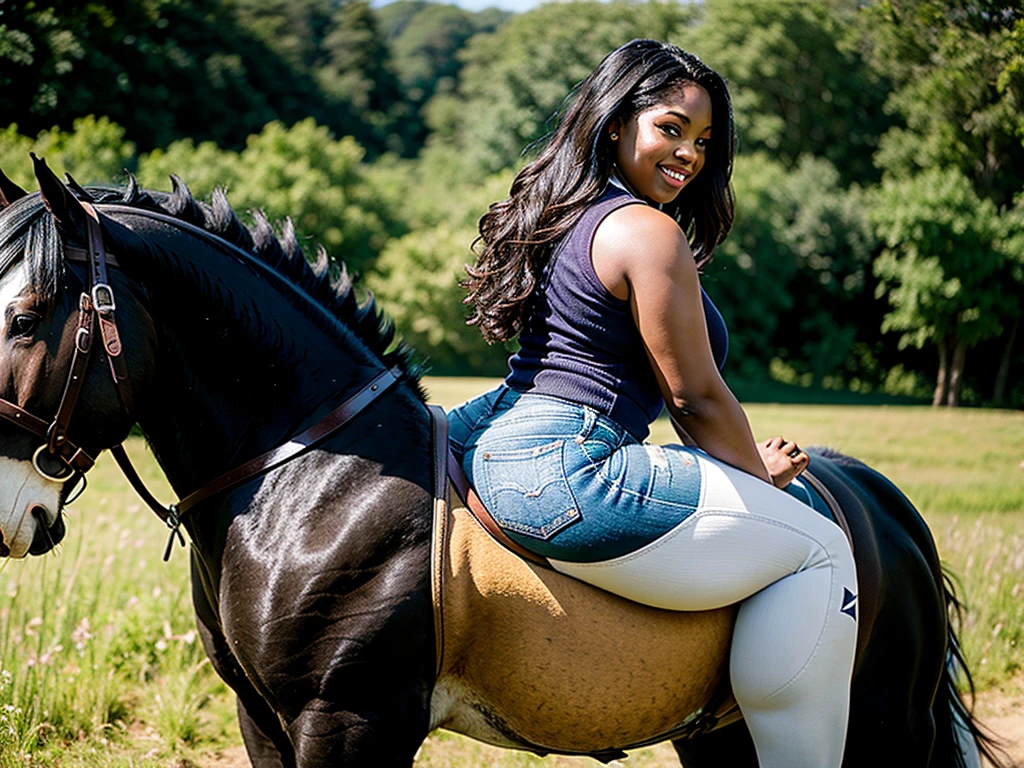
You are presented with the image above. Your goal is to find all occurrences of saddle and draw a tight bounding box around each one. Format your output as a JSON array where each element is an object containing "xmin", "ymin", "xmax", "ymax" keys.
[{"xmin": 424, "ymin": 405, "xmax": 881, "ymax": 760}]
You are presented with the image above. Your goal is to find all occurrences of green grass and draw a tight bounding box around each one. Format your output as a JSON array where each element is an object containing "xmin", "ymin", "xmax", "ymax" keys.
[{"xmin": 0, "ymin": 377, "xmax": 1020, "ymax": 765}]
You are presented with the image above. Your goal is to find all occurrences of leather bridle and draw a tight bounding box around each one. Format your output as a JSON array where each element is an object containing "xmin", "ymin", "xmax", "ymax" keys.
[{"xmin": 0, "ymin": 203, "xmax": 402, "ymax": 559}]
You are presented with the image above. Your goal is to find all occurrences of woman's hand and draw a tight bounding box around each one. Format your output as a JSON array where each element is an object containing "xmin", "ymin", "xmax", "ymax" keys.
[{"xmin": 758, "ymin": 436, "xmax": 809, "ymax": 489}]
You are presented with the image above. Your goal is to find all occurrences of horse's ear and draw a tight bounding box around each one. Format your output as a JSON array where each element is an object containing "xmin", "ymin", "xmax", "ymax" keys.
[
  {"xmin": 64, "ymin": 172, "xmax": 96, "ymax": 203},
  {"xmin": 32, "ymin": 153, "xmax": 89, "ymax": 238},
  {"xmin": 0, "ymin": 167, "xmax": 28, "ymax": 211}
]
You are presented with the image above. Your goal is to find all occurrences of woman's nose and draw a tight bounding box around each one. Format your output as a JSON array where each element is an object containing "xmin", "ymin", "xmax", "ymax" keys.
[{"xmin": 675, "ymin": 142, "xmax": 697, "ymax": 163}]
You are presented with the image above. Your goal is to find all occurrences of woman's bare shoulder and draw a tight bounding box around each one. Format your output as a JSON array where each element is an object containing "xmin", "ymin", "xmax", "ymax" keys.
[{"xmin": 593, "ymin": 205, "xmax": 694, "ymax": 297}]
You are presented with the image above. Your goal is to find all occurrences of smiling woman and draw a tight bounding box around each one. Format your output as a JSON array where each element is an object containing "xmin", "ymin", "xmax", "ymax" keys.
[{"xmin": 450, "ymin": 39, "xmax": 862, "ymax": 768}]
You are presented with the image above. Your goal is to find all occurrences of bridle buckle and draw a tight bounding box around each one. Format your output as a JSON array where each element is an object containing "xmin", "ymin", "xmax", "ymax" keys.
[
  {"xmin": 32, "ymin": 445, "xmax": 74, "ymax": 482},
  {"xmin": 91, "ymin": 283, "xmax": 116, "ymax": 314}
]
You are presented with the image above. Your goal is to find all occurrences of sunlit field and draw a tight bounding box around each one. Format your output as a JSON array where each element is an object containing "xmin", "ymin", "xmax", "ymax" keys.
[{"xmin": 1, "ymin": 376, "xmax": 1021, "ymax": 766}]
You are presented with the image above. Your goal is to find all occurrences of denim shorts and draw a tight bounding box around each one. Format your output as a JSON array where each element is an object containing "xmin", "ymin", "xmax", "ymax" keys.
[{"xmin": 448, "ymin": 385, "xmax": 707, "ymax": 563}]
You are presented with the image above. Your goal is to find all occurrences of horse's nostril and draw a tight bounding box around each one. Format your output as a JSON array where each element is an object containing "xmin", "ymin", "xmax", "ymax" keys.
[
  {"xmin": 30, "ymin": 505, "xmax": 47, "ymax": 522},
  {"xmin": 0, "ymin": 530, "xmax": 8, "ymax": 558}
]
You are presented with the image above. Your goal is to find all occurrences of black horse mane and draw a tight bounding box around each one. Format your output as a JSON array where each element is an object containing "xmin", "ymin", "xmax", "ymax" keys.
[{"xmin": 2, "ymin": 174, "xmax": 425, "ymax": 400}]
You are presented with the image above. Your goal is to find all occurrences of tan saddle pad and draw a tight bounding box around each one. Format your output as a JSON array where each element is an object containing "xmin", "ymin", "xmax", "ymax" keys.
[{"xmin": 430, "ymin": 480, "xmax": 738, "ymax": 755}]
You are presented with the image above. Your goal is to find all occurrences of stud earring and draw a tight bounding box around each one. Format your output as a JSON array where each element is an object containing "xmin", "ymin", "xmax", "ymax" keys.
[{"xmin": 610, "ymin": 132, "xmax": 619, "ymax": 141}]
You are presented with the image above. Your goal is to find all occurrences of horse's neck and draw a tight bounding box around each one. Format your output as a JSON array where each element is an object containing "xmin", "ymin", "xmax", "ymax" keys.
[{"xmin": 128, "ymin": 246, "xmax": 377, "ymax": 498}]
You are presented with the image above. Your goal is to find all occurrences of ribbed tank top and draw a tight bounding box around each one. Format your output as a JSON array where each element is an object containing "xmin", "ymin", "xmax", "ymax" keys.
[{"xmin": 505, "ymin": 185, "xmax": 729, "ymax": 440}]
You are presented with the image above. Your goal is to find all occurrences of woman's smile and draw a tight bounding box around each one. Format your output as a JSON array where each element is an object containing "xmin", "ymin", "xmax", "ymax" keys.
[{"xmin": 659, "ymin": 164, "xmax": 690, "ymax": 186}]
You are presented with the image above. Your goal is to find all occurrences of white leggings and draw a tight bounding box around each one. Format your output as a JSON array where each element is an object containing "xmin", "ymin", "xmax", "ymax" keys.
[{"xmin": 550, "ymin": 453, "xmax": 858, "ymax": 768}]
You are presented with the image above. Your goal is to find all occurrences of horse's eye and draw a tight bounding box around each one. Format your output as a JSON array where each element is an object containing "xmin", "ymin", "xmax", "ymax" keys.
[{"xmin": 9, "ymin": 314, "xmax": 40, "ymax": 338}]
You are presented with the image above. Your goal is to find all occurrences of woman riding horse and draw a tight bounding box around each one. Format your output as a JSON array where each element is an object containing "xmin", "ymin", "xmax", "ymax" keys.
[
  {"xmin": 0, "ymin": 78, "xmax": 1003, "ymax": 768},
  {"xmin": 450, "ymin": 40, "xmax": 856, "ymax": 768}
]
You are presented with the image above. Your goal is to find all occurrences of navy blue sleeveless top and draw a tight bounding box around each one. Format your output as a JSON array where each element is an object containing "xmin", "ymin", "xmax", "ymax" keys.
[{"xmin": 505, "ymin": 185, "xmax": 729, "ymax": 440}]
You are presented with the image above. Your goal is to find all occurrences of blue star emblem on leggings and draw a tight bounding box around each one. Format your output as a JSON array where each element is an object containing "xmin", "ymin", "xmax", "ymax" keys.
[{"xmin": 840, "ymin": 587, "xmax": 858, "ymax": 620}]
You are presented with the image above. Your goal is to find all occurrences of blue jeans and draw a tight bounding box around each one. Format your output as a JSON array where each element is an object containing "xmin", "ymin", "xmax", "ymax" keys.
[
  {"xmin": 449, "ymin": 385, "xmax": 705, "ymax": 562},
  {"xmin": 449, "ymin": 385, "xmax": 859, "ymax": 768}
]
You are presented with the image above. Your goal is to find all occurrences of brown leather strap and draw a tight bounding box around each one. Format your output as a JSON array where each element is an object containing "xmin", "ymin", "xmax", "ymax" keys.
[
  {"xmin": 0, "ymin": 399, "xmax": 51, "ymax": 440},
  {"xmin": 175, "ymin": 366, "xmax": 402, "ymax": 517},
  {"xmin": 446, "ymin": 447, "xmax": 551, "ymax": 569},
  {"xmin": 802, "ymin": 469, "xmax": 855, "ymax": 552},
  {"xmin": 48, "ymin": 292, "xmax": 95, "ymax": 454},
  {"xmin": 0, "ymin": 398, "xmax": 96, "ymax": 473},
  {"xmin": 427, "ymin": 405, "xmax": 449, "ymax": 680},
  {"xmin": 80, "ymin": 203, "xmax": 135, "ymax": 415},
  {"xmin": 428, "ymin": 406, "xmax": 449, "ymax": 505},
  {"xmin": 65, "ymin": 245, "xmax": 120, "ymax": 268}
]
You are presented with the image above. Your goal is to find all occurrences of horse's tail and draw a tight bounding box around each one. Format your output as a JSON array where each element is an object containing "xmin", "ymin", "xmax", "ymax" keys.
[{"xmin": 933, "ymin": 569, "xmax": 1010, "ymax": 768}]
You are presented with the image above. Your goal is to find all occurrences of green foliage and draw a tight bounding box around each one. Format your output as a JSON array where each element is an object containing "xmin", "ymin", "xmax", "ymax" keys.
[
  {"xmin": 228, "ymin": 0, "xmax": 333, "ymax": 71},
  {"xmin": 705, "ymin": 153, "xmax": 874, "ymax": 382},
  {"xmin": 317, "ymin": 0, "xmax": 411, "ymax": 154},
  {"xmin": 680, "ymin": 0, "xmax": 892, "ymax": 185},
  {"xmin": 429, "ymin": 1, "xmax": 698, "ymax": 175},
  {"xmin": 384, "ymin": 0, "xmax": 509, "ymax": 123},
  {"xmin": 870, "ymin": 169, "xmax": 1014, "ymax": 352},
  {"xmin": 363, "ymin": 157, "xmax": 516, "ymax": 374},
  {"xmin": 366, "ymin": 225, "xmax": 508, "ymax": 375},
  {"xmin": 0, "ymin": 116, "xmax": 135, "ymax": 188},
  {"xmin": 866, "ymin": 0, "xmax": 1024, "ymax": 207},
  {"xmin": 0, "ymin": 0, "xmax": 365, "ymax": 153},
  {"xmin": 139, "ymin": 119, "xmax": 387, "ymax": 274}
]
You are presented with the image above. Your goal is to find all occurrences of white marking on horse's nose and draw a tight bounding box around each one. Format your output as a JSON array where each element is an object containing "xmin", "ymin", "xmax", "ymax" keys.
[{"xmin": 0, "ymin": 456, "xmax": 63, "ymax": 558}]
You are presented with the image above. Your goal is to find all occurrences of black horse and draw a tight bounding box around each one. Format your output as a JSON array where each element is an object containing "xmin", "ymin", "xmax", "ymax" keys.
[{"xmin": 0, "ymin": 162, "xmax": 1003, "ymax": 768}]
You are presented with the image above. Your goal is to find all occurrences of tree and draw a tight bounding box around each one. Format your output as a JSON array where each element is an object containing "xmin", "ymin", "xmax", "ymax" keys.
[
  {"xmin": 365, "ymin": 225, "xmax": 509, "ymax": 375},
  {"xmin": 428, "ymin": 1, "xmax": 698, "ymax": 176},
  {"xmin": 318, "ymin": 0, "xmax": 410, "ymax": 154},
  {"xmin": 678, "ymin": 0, "xmax": 892, "ymax": 186},
  {"xmin": 0, "ymin": 116, "xmax": 135, "ymax": 188},
  {"xmin": 991, "ymin": 196, "xmax": 1024, "ymax": 405},
  {"xmin": 362, "ymin": 157, "xmax": 517, "ymax": 373},
  {"xmin": 0, "ymin": 0, "xmax": 370, "ymax": 153},
  {"xmin": 227, "ymin": 0, "xmax": 332, "ymax": 72},
  {"xmin": 866, "ymin": 0, "xmax": 1024, "ymax": 208},
  {"xmin": 703, "ymin": 153, "xmax": 874, "ymax": 383},
  {"xmin": 139, "ymin": 119, "xmax": 388, "ymax": 275},
  {"xmin": 870, "ymin": 169, "xmax": 1016, "ymax": 406}
]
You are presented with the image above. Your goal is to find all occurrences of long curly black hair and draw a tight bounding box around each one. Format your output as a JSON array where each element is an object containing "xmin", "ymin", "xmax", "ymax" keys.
[{"xmin": 464, "ymin": 39, "xmax": 736, "ymax": 344}]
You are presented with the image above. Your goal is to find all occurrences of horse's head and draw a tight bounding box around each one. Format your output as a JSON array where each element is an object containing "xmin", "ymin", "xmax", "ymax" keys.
[{"xmin": 0, "ymin": 158, "xmax": 152, "ymax": 556}]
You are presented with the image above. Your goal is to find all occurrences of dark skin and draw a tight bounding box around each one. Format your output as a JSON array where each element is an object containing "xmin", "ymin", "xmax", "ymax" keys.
[
  {"xmin": 598, "ymin": 84, "xmax": 808, "ymax": 490},
  {"xmin": 598, "ymin": 82, "xmax": 806, "ymax": 487}
]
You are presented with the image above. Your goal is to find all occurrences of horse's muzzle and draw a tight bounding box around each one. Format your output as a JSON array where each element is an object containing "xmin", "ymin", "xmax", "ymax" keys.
[{"xmin": 27, "ymin": 506, "xmax": 65, "ymax": 555}]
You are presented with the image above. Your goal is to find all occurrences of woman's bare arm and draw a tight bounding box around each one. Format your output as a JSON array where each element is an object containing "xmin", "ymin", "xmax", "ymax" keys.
[{"xmin": 593, "ymin": 205, "xmax": 771, "ymax": 483}]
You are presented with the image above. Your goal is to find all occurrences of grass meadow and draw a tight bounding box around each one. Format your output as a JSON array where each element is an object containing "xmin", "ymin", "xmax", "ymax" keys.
[{"xmin": 0, "ymin": 376, "xmax": 1021, "ymax": 767}]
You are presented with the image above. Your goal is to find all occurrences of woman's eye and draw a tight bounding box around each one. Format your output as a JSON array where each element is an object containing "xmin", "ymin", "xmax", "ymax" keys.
[
  {"xmin": 660, "ymin": 124, "xmax": 681, "ymax": 137},
  {"xmin": 696, "ymin": 137, "xmax": 710, "ymax": 149},
  {"xmin": 10, "ymin": 314, "xmax": 39, "ymax": 338}
]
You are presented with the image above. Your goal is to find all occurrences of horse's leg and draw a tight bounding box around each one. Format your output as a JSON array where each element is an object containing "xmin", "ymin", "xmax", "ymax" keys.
[
  {"xmin": 191, "ymin": 556, "xmax": 298, "ymax": 768},
  {"xmin": 237, "ymin": 697, "xmax": 289, "ymax": 768},
  {"xmin": 672, "ymin": 722, "xmax": 758, "ymax": 768}
]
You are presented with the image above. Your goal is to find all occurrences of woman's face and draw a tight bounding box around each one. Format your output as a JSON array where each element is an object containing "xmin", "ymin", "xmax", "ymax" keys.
[{"xmin": 610, "ymin": 83, "xmax": 713, "ymax": 205}]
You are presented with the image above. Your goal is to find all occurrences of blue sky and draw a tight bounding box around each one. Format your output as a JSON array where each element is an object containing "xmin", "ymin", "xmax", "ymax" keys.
[
  {"xmin": 445, "ymin": 0, "xmax": 540, "ymax": 10},
  {"xmin": 375, "ymin": 0, "xmax": 549, "ymax": 14}
]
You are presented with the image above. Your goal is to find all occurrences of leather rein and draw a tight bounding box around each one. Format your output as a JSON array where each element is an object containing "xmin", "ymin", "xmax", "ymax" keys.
[{"xmin": 0, "ymin": 203, "xmax": 401, "ymax": 559}]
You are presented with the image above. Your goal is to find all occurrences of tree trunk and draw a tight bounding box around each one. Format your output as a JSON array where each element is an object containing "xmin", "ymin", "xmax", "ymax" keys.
[
  {"xmin": 946, "ymin": 339, "xmax": 967, "ymax": 407},
  {"xmin": 933, "ymin": 338, "xmax": 951, "ymax": 407},
  {"xmin": 993, "ymin": 317, "xmax": 1019, "ymax": 406}
]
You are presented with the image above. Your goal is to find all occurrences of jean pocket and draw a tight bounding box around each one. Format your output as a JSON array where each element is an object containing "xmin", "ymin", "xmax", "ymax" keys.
[{"xmin": 478, "ymin": 440, "xmax": 582, "ymax": 540}]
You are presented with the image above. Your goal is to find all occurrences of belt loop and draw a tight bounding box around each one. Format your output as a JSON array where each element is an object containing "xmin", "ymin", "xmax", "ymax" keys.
[
  {"xmin": 579, "ymin": 406, "xmax": 597, "ymax": 440},
  {"xmin": 492, "ymin": 384, "xmax": 515, "ymax": 411}
]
